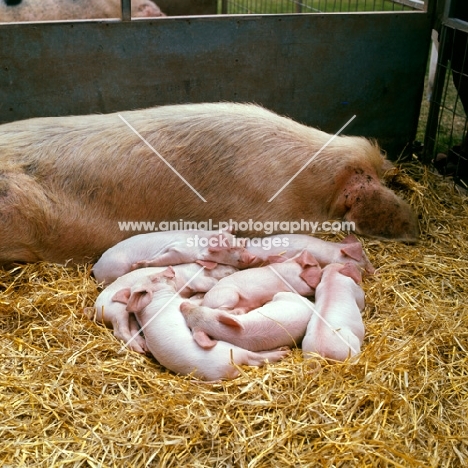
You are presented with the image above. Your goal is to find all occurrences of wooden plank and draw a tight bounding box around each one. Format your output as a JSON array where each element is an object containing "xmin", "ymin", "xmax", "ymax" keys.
[{"xmin": 0, "ymin": 12, "xmax": 431, "ymax": 157}]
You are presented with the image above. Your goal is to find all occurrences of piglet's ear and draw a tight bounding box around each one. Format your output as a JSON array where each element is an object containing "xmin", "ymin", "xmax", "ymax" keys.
[
  {"xmin": 196, "ymin": 260, "xmax": 218, "ymax": 270},
  {"xmin": 340, "ymin": 243, "xmax": 363, "ymax": 261},
  {"xmin": 193, "ymin": 329, "xmax": 218, "ymax": 349},
  {"xmin": 148, "ymin": 266, "xmax": 176, "ymax": 282},
  {"xmin": 267, "ymin": 255, "xmax": 287, "ymax": 264},
  {"xmin": 112, "ymin": 288, "xmax": 131, "ymax": 305},
  {"xmin": 126, "ymin": 286, "xmax": 154, "ymax": 313},
  {"xmin": 218, "ymin": 312, "xmax": 244, "ymax": 329},
  {"xmin": 240, "ymin": 251, "xmax": 256, "ymax": 266},
  {"xmin": 296, "ymin": 250, "xmax": 320, "ymax": 269},
  {"xmin": 162, "ymin": 266, "xmax": 176, "ymax": 278},
  {"xmin": 300, "ymin": 265, "xmax": 322, "ymax": 290},
  {"xmin": 339, "ymin": 263, "xmax": 362, "ymax": 284}
]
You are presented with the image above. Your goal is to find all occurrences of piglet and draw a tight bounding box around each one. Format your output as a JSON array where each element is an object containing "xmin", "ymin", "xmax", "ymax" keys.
[
  {"xmin": 93, "ymin": 229, "xmax": 255, "ymax": 285},
  {"xmin": 246, "ymin": 234, "xmax": 375, "ymax": 274},
  {"xmin": 85, "ymin": 262, "xmax": 237, "ymax": 353},
  {"xmin": 302, "ymin": 262, "xmax": 365, "ymax": 361},
  {"xmin": 113, "ymin": 269, "xmax": 290, "ymax": 380},
  {"xmin": 180, "ymin": 291, "xmax": 314, "ymax": 352},
  {"xmin": 201, "ymin": 250, "xmax": 321, "ymax": 312}
]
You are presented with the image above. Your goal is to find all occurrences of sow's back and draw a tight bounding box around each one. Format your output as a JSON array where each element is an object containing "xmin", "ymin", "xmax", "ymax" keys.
[{"xmin": 0, "ymin": 102, "xmax": 418, "ymax": 264}]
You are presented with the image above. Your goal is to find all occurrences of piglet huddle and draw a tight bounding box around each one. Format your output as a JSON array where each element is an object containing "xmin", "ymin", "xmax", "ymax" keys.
[{"xmin": 87, "ymin": 230, "xmax": 374, "ymax": 381}]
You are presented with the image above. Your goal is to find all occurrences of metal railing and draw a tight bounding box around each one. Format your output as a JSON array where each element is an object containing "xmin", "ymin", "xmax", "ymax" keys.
[
  {"xmin": 424, "ymin": 0, "xmax": 468, "ymax": 188},
  {"xmin": 219, "ymin": 0, "xmax": 425, "ymax": 14}
]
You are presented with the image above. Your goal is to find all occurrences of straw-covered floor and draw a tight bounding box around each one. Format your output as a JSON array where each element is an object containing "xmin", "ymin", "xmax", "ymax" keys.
[{"xmin": 1, "ymin": 160, "xmax": 467, "ymax": 467}]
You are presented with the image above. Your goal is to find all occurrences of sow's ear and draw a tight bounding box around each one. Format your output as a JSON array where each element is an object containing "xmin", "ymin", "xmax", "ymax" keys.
[{"xmin": 343, "ymin": 183, "xmax": 419, "ymax": 243}]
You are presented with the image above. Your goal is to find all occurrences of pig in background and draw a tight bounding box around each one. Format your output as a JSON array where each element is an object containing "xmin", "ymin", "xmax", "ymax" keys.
[
  {"xmin": 112, "ymin": 268, "xmax": 290, "ymax": 380},
  {"xmin": 0, "ymin": 0, "xmax": 166, "ymax": 21},
  {"xmin": 0, "ymin": 102, "xmax": 418, "ymax": 266}
]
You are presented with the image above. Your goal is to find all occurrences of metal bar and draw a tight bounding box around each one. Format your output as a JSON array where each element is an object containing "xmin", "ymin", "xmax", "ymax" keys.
[
  {"xmin": 221, "ymin": 0, "xmax": 228, "ymax": 14},
  {"xmin": 423, "ymin": 25, "xmax": 451, "ymax": 161},
  {"xmin": 391, "ymin": 0, "xmax": 425, "ymax": 11},
  {"xmin": 444, "ymin": 17, "xmax": 468, "ymax": 34},
  {"xmin": 121, "ymin": 0, "xmax": 131, "ymax": 21}
]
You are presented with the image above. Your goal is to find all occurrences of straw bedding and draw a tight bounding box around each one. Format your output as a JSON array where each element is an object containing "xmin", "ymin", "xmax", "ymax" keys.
[{"xmin": 1, "ymin": 160, "xmax": 467, "ymax": 467}]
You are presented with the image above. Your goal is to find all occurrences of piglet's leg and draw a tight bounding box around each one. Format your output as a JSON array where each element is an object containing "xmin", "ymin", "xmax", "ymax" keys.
[
  {"xmin": 239, "ymin": 347, "xmax": 291, "ymax": 367},
  {"xmin": 131, "ymin": 248, "xmax": 190, "ymax": 270},
  {"xmin": 90, "ymin": 304, "xmax": 148, "ymax": 354},
  {"xmin": 112, "ymin": 312, "xmax": 148, "ymax": 354}
]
